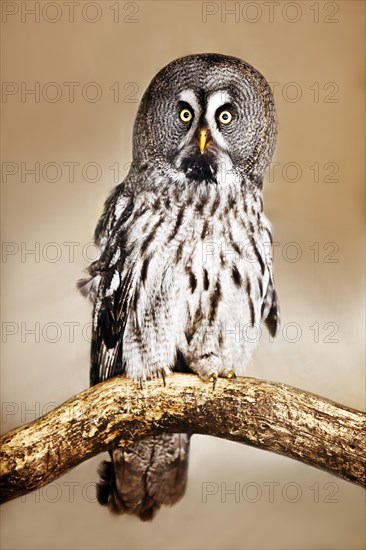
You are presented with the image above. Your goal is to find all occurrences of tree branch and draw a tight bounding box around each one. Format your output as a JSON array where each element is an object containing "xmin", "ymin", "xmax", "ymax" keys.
[{"xmin": 1, "ymin": 374, "xmax": 365, "ymax": 503}]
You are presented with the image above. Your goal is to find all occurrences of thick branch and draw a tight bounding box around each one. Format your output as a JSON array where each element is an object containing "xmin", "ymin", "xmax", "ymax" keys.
[{"xmin": 1, "ymin": 374, "xmax": 365, "ymax": 503}]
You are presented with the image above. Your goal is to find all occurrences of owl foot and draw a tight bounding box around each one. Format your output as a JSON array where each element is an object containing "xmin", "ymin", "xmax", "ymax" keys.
[
  {"xmin": 189, "ymin": 353, "xmax": 238, "ymax": 390},
  {"xmin": 135, "ymin": 367, "xmax": 171, "ymax": 389},
  {"xmin": 189, "ymin": 354, "xmax": 222, "ymax": 390},
  {"xmin": 210, "ymin": 370, "xmax": 237, "ymax": 390}
]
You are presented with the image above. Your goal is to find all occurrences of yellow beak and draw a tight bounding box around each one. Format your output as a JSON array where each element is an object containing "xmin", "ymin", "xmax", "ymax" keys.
[{"xmin": 198, "ymin": 129, "xmax": 209, "ymax": 154}]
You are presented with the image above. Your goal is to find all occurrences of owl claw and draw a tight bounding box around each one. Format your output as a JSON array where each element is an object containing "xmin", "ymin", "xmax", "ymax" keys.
[
  {"xmin": 161, "ymin": 369, "xmax": 166, "ymax": 387},
  {"xmin": 210, "ymin": 373, "xmax": 218, "ymax": 391},
  {"xmin": 226, "ymin": 370, "xmax": 237, "ymax": 381}
]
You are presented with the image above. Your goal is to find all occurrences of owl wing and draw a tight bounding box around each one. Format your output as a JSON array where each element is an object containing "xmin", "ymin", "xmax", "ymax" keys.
[
  {"xmin": 259, "ymin": 217, "xmax": 280, "ymax": 338},
  {"xmin": 89, "ymin": 260, "xmax": 134, "ymax": 386},
  {"xmin": 262, "ymin": 281, "xmax": 280, "ymax": 338},
  {"xmin": 78, "ymin": 185, "xmax": 134, "ymax": 385}
]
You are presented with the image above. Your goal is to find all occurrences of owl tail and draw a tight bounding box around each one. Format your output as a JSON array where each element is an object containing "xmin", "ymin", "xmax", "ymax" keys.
[{"xmin": 96, "ymin": 433, "xmax": 191, "ymax": 521}]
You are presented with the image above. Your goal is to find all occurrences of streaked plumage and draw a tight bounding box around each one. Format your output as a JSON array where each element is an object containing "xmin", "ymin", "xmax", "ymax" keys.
[{"xmin": 79, "ymin": 53, "xmax": 279, "ymax": 520}]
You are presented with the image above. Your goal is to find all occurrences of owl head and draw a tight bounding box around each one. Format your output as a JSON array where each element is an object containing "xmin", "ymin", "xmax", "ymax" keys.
[{"xmin": 132, "ymin": 53, "xmax": 277, "ymax": 186}]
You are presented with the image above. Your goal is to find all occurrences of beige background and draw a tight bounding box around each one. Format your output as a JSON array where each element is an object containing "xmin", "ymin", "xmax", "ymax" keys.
[{"xmin": 1, "ymin": 1, "xmax": 365, "ymax": 549}]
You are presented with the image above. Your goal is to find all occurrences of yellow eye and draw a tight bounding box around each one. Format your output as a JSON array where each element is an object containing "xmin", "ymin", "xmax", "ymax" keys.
[
  {"xmin": 218, "ymin": 110, "xmax": 233, "ymax": 125},
  {"xmin": 180, "ymin": 108, "xmax": 193, "ymax": 123}
]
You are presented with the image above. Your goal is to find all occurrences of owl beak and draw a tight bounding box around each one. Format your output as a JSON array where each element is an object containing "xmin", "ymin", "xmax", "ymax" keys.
[{"xmin": 198, "ymin": 128, "xmax": 209, "ymax": 154}]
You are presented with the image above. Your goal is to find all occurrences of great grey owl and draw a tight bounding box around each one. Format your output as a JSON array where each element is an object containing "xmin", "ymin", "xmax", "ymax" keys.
[{"xmin": 79, "ymin": 53, "xmax": 279, "ymax": 520}]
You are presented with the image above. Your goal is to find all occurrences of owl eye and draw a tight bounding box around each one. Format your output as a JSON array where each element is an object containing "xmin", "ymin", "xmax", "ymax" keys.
[
  {"xmin": 217, "ymin": 110, "xmax": 233, "ymax": 125},
  {"xmin": 179, "ymin": 108, "xmax": 193, "ymax": 123}
]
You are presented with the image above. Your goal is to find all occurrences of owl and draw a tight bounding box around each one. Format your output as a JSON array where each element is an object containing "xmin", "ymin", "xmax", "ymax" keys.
[{"xmin": 79, "ymin": 53, "xmax": 279, "ymax": 520}]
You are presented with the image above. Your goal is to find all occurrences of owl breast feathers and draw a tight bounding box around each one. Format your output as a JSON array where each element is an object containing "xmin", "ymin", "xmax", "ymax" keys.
[{"xmin": 79, "ymin": 53, "xmax": 279, "ymax": 519}]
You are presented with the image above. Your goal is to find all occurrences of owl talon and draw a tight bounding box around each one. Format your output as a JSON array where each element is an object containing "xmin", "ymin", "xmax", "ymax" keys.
[
  {"xmin": 161, "ymin": 370, "xmax": 166, "ymax": 387},
  {"xmin": 210, "ymin": 373, "xmax": 218, "ymax": 391},
  {"xmin": 226, "ymin": 370, "xmax": 237, "ymax": 381}
]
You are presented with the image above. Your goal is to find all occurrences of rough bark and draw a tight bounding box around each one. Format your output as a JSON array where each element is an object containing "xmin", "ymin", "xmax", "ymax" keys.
[{"xmin": 1, "ymin": 374, "xmax": 365, "ymax": 504}]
